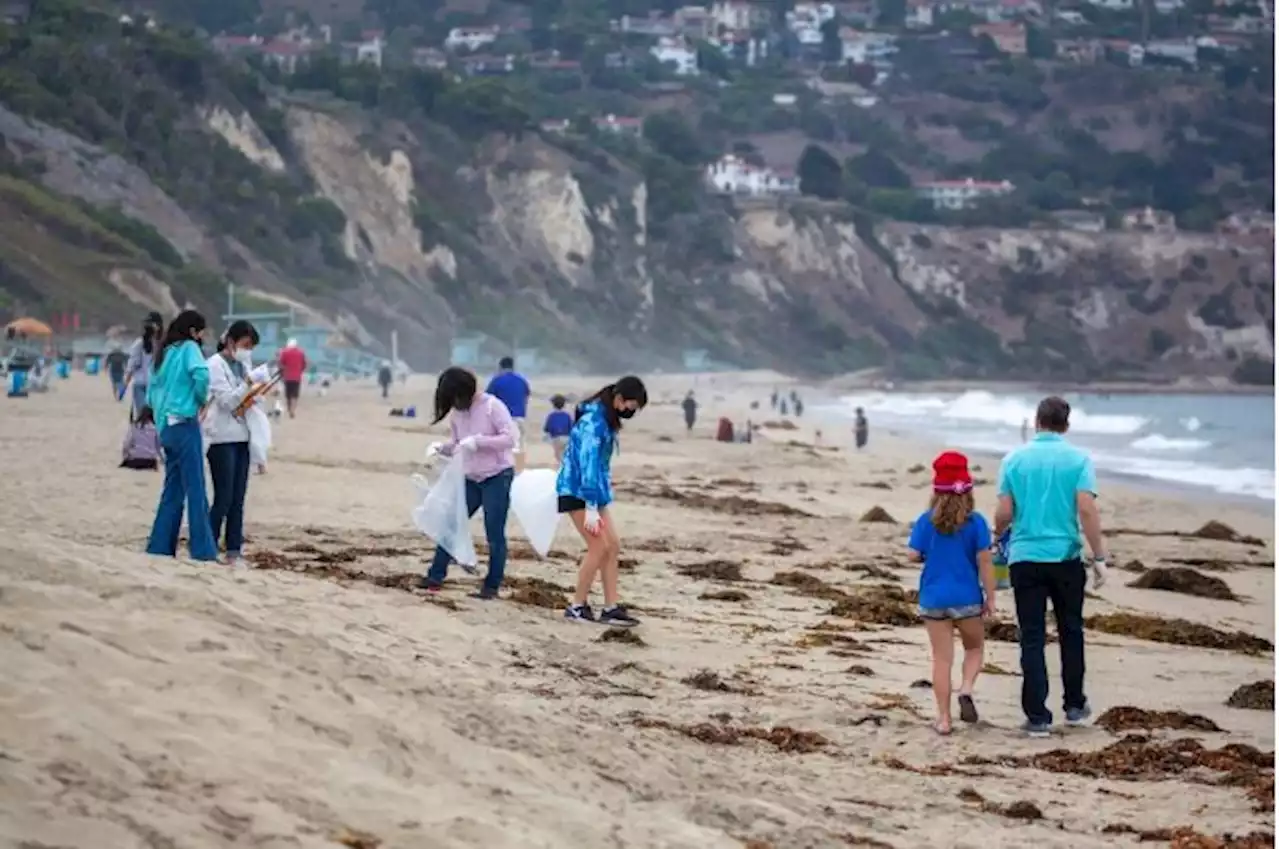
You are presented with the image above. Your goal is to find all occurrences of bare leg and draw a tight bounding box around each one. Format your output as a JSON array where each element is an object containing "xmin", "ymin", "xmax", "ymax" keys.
[
  {"xmin": 925, "ymin": 619, "xmax": 955, "ymax": 733},
  {"xmin": 568, "ymin": 510, "xmax": 607, "ymax": 605},
  {"xmin": 598, "ymin": 508, "xmax": 621, "ymax": 607},
  {"xmin": 956, "ymin": 617, "xmax": 986, "ymax": 696}
]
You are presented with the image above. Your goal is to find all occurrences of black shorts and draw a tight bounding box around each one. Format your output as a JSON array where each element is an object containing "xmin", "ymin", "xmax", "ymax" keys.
[
  {"xmin": 284, "ymin": 380, "xmax": 301, "ymax": 401},
  {"xmin": 557, "ymin": 495, "xmax": 587, "ymax": 514},
  {"xmin": 120, "ymin": 458, "xmax": 159, "ymax": 470}
]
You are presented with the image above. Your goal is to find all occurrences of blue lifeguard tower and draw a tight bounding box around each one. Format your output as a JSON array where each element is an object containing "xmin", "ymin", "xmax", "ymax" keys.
[
  {"xmin": 451, "ymin": 333, "xmax": 485, "ymax": 369},
  {"xmin": 682, "ymin": 349, "xmax": 710, "ymax": 371},
  {"xmin": 222, "ymin": 283, "xmax": 380, "ymax": 378}
]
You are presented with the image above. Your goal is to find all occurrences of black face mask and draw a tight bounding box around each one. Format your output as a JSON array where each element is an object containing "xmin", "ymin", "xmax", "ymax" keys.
[{"xmin": 618, "ymin": 408, "xmax": 637, "ymax": 420}]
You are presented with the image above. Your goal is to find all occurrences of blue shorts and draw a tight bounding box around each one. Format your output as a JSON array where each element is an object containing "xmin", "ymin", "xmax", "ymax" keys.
[{"xmin": 919, "ymin": 604, "xmax": 983, "ymax": 621}]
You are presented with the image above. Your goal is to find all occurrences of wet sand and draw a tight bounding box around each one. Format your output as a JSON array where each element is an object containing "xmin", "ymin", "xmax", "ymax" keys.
[{"xmin": 0, "ymin": 371, "xmax": 1273, "ymax": 849}]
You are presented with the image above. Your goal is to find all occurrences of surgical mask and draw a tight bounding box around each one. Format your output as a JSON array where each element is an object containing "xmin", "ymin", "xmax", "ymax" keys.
[
  {"xmin": 618, "ymin": 408, "xmax": 637, "ymax": 420},
  {"xmin": 234, "ymin": 348, "xmax": 253, "ymax": 368}
]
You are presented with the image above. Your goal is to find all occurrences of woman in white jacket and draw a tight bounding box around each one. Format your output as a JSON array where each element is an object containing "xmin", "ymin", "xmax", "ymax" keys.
[{"xmin": 205, "ymin": 320, "xmax": 262, "ymax": 566}]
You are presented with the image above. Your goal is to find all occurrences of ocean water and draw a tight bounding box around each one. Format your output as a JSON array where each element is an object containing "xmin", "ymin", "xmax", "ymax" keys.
[{"xmin": 827, "ymin": 390, "xmax": 1275, "ymax": 502}]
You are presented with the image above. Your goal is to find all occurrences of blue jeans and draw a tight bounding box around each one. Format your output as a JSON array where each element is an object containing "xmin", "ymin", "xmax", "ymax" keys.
[
  {"xmin": 207, "ymin": 441, "xmax": 250, "ymax": 556},
  {"xmin": 425, "ymin": 467, "xmax": 513, "ymax": 594},
  {"xmin": 146, "ymin": 420, "xmax": 218, "ymax": 561},
  {"xmin": 1011, "ymin": 559, "xmax": 1088, "ymax": 725}
]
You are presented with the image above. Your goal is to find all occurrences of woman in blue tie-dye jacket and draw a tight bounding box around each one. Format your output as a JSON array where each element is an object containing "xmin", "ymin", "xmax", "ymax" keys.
[{"xmin": 556, "ymin": 375, "xmax": 648, "ymax": 629}]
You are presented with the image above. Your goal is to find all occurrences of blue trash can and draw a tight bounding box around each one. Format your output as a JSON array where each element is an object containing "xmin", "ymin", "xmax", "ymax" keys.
[
  {"xmin": 85, "ymin": 355, "xmax": 101, "ymax": 376},
  {"xmin": 8, "ymin": 368, "xmax": 29, "ymax": 397},
  {"xmin": 56, "ymin": 360, "xmax": 71, "ymax": 379}
]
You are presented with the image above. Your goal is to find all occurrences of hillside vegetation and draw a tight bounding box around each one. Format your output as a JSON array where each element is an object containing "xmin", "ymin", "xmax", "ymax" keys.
[{"xmin": 0, "ymin": 0, "xmax": 1272, "ymax": 382}]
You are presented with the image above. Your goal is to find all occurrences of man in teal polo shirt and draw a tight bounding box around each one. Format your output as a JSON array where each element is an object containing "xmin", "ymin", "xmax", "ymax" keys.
[{"xmin": 994, "ymin": 396, "xmax": 1109, "ymax": 737}]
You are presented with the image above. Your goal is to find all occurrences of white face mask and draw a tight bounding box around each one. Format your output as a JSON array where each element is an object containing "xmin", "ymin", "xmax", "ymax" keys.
[{"xmin": 234, "ymin": 348, "xmax": 253, "ymax": 368}]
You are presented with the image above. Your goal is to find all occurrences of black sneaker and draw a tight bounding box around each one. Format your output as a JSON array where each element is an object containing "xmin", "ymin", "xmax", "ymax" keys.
[
  {"xmin": 564, "ymin": 603, "xmax": 596, "ymax": 623},
  {"xmin": 470, "ymin": 589, "xmax": 498, "ymax": 601},
  {"xmin": 599, "ymin": 605, "xmax": 640, "ymax": 628},
  {"xmin": 416, "ymin": 576, "xmax": 441, "ymax": 593}
]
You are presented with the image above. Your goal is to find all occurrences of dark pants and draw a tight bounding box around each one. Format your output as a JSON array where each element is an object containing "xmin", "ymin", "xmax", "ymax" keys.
[
  {"xmin": 425, "ymin": 468, "xmax": 513, "ymax": 594},
  {"xmin": 207, "ymin": 441, "xmax": 251, "ymax": 556},
  {"xmin": 146, "ymin": 420, "xmax": 218, "ymax": 561},
  {"xmin": 1010, "ymin": 559, "xmax": 1087, "ymax": 725},
  {"xmin": 380, "ymin": 381, "xmax": 390, "ymax": 398}
]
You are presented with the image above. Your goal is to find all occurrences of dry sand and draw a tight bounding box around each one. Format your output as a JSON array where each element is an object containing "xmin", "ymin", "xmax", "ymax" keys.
[{"xmin": 0, "ymin": 371, "xmax": 1274, "ymax": 849}]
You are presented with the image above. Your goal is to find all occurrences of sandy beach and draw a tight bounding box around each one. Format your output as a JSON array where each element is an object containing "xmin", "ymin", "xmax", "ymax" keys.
[{"xmin": 0, "ymin": 371, "xmax": 1274, "ymax": 849}]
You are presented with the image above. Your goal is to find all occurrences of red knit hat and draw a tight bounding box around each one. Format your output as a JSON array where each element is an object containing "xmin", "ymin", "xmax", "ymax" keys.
[{"xmin": 932, "ymin": 450, "xmax": 973, "ymax": 494}]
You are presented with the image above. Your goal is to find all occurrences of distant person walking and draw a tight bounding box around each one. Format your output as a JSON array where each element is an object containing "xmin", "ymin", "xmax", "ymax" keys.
[
  {"xmin": 854, "ymin": 407, "xmax": 869, "ymax": 450},
  {"xmin": 682, "ymin": 391, "xmax": 698, "ymax": 432},
  {"xmin": 105, "ymin": 344, "xmax": 128, "ymax": 401},
  {"xmin": 543, "ymin": 394, "xmax": 573, "ymax": 464},
  {"xmin": 994, "ymin": 396, "xmax": 1109, "ymax": 738},
  {"xmin": 145, "ymin": 310, "xmax": 217, "ymax": 562},
  {"xmin": 418, "ymin": 367, "xmax": 517, "ymax": 600},
  {"xmin": 486, "ymin": 356, "xmax": 531, "ymax": 473},
  {"xmin": 123, "ymin": 312, "xmax": 162, "ymax": 418},
  {"xmin": 378, "ymin": 360, "xmax": 393, "ymax": 399},
  {"xmin": 277, "ymin": 338, "xmax": 307, "ymax": 419}
]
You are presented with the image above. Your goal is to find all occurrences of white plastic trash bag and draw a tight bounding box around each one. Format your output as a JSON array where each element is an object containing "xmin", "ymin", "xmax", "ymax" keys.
[
  {"xmin": 246, "ymin": 404, "xmax": 272, "ymax": 467},
  {"xmin": 411, "ymin": 453, "xmax": 477, "ymax": 566},
  {"xmin": 510, "ymin": 468, "xmax": 561, "ymax": 558}
]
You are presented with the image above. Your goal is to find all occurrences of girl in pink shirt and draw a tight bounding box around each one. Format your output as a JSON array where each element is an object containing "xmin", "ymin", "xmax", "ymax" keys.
[{"xmin": 418, "ymin": 367, "xmax": 517, "ymax": 599}]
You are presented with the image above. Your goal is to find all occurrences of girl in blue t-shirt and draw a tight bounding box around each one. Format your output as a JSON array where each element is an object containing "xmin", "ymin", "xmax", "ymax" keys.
[{"xmin": 907, "ymin": 450, "xmax": 997, "ymax": 736}]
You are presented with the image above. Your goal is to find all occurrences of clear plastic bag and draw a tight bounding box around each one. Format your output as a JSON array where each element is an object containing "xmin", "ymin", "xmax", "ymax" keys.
[
  {"xmin": 410, "ymin": 453, "xmax": 477, "ymax": 566},
  {"xmin": 510, "ymin": 468, "xmax": 561, "ymax": 558},
  {"xmin": 246, "ymin": 404, "xmax": 272, "ymax": 467}
]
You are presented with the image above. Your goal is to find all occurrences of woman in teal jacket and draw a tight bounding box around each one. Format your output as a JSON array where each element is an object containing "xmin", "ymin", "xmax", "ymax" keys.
[
  {"xmin": 145, "ymin": 310, "xmax": 218, "ymax": 561},
  {"xmin": 556, "ymin": 375, "xmax": 648, "ymax": 628}
]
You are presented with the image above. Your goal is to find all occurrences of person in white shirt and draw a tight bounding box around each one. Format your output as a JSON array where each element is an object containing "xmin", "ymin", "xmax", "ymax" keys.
[{"xmin": 204, "ymin": 320, "xmax": 266, "ymax": 567}]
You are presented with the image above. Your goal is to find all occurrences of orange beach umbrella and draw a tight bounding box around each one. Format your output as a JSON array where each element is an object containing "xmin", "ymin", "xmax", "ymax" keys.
[{"xmin": 5, "ymin": 317, "xmax": 54, "ymax": 337}]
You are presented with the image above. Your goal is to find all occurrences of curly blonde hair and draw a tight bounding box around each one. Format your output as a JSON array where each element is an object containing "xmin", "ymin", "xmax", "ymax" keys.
[{"xmin": 930, "ymin": 491, "xmax": 974, "ymax": 535}]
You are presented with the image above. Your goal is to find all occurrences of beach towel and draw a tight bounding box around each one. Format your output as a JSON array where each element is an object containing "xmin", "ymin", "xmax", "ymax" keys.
[{"xmin": 411, "ymin": 453, "xmax": 477, "ymax": 567}]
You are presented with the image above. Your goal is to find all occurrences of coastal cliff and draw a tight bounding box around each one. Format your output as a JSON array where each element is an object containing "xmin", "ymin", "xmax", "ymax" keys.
[{"xmin": 0, "ymin": 92, "xmax": 1271, "ymax": 379}]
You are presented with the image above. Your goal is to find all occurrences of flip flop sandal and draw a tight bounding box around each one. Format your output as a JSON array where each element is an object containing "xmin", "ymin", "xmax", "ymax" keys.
[{"xmin": 958, "ymin": 694, "xmax": 979, "ymax": 724}]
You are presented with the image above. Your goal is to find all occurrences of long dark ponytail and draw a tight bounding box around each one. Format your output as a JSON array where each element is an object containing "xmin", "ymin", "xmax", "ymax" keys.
[
  {"xmin": 142, "ymin": 311, "xmax": 162, "ymax": 355},
  {"xmin": 577, "ymin": 375, "xmax": 649, "ymax": 431},
  {"xmin": 152, "ymin": 309, "xmax": 206, "ymax": 371}
]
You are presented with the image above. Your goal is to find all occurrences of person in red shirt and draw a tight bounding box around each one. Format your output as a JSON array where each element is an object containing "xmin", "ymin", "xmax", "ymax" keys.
[{"xmin": 277, "ymin": 338, "xmax": 307, "ymax": 419}]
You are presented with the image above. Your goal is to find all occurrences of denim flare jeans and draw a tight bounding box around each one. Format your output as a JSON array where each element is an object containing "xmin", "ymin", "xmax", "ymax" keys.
[{"xmin": 146, "ymin": 419, "xmax": 218, "ymax": 561}]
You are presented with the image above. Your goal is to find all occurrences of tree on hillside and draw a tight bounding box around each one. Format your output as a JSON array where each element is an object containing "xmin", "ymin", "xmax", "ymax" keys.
[
  {"xmin": 846, "ymin": 148, "xmax": 911, "ymax": 189},
  {"xmin": 820, "ymin": 18, "xmax": 842, "ymax": 63},
  {"xmin": 643, "ymin": 111, "xmax": 707, "ymax": 165},
  {"xmin": 797, "ymin": 144, "xmax": 843, "ymax": 200},
  {"xmin": 877, "ymin": 0, "xmax": 906, "ymax": 27}
]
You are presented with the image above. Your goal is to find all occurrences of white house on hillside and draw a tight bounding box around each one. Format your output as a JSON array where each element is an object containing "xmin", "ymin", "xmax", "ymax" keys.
[
  {"xmin": 651, "ymin": 37, "xmax": 699, "ymax": 75},
  {"xmin": 444, "ymin": 26, "xmax": 499, "ymax": 51},
  {"xmin": 706, "ymin": 155, "xmax": 799, "ymax": 196},
  {"xmin": 917, "ymin": 178, "xmax": 1015, "ymax": 210}
]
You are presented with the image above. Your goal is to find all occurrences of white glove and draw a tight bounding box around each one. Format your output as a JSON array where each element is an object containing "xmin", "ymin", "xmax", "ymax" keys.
[
  {"xmin": 458, "ymin": 435, "xmax": 479, "ymax": 453},
  {"xmin": 1091, "ymin": 558, "xmax": 1108, "ymax": 590},
  {"xmin": 584, "ymin": 505, "xmax": 602, "ymax": 536},
  {"xmin": 249, "ymin": 365, "xmax": 271, "ymax": 383},
  {"xmin": 425, "ymin": 441, "xmax": 444, "ymax": 460}
]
